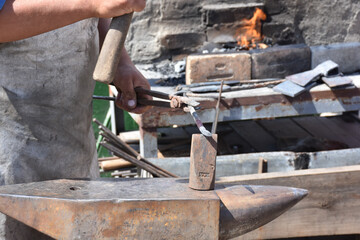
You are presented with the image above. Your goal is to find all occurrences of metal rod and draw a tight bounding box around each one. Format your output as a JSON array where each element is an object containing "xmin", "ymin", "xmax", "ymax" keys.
[
  {"xmin": 100, "ymin": 142, "xmax": 168, "ymax": 178},
  {"xmin": 189, "ymin": 106, "xmax": 212, "ymax": 137},
  {"xmin": 93, "ymin": 95, "xmax": 116, "ymax": 101},
  {"xmin": 94, "ymin": 119, "xmax": 178, "ymax": 178},
  {"xmin": 211, "ymin": 80, "xmax": 224, "ymax": 134},
  {"xmin": 99, "ymin": 131, "xmax": 134, "ymax": 156},
  {"xmin": 100, "ymin": 133, "xmax": 173, "ymax": 177}
]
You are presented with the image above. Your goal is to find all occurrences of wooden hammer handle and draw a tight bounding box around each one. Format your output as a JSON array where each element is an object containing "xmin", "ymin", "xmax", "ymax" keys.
[{"xmin": 93, "ymin": 13, "xmax": 134, "ymax": 84}]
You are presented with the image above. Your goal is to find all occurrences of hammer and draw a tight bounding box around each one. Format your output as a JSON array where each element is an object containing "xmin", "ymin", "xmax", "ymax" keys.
[
  {"xmin": 188, "ymin": 81, "xmax": 223, "ymax": 191},
  {"xmin": 93, "ymin": 13, "xmax": 133, "ymax": 84}
]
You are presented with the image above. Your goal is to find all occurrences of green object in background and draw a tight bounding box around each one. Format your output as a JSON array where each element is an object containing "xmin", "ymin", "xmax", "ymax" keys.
[
  {"xmin": 100, "ymin": 171, "xmax": 113, "ymax": 178},
  {"xmin": 124, "ymin": 111, "xmax": 139, "ymax": 131},
  {"xmin": 92, "ymin": 82, "xmax": 111, "ymax": 158},
  {"xmin": 92, "ymin": 82, "xmax": 139, "ymax": 158}
]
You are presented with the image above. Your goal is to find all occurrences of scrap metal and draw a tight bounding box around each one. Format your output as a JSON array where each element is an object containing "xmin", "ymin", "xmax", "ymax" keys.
[
  {"xmin": 175, "ymin": 78, "xmax": 283, "ymax": 95},
  {"xmin": 273, "ymin": 80, "xmax": 306, "ymax": 97},
  {"xmin": 273, "ymin": 80, "xmax": 318, "ymax": 97},
  {"xmin": 0, "ymin": 178, "xmax": 308, "ymax": 240},
  {"xmin": 322, "ymin": 75, "xmax": 353, "ymax": 88},
  {"xmin": 286, "ymin": 60, "xmax": 339, "ymax": 87}
]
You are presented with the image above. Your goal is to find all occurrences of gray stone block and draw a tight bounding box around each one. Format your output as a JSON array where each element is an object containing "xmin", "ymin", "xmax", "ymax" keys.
[
  {"xmin": 202, "ymin": 3, "xmax": 264, "ymax": 26},
  {"xmin": 311, "ymin": 42, "xmax": 360, "ymax": 74},
  {"xmin": 251, "ymin": 44, "xmax": 311, "ymax": 79},
  {"xmin": 160, "ymin": 0, "xmax": 201, "ymax": 20},
  {"xmin": 262, "ymin": 23, "xmax": 296, "ymax": 45},
  {"xmin": 160, "ymin": 33, "xmax": 206, "ymax": 50}
]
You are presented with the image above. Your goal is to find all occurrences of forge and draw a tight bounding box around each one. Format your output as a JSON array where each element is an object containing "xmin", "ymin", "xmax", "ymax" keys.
[{"xmin": 125, "ymin": 0, "xmax": 360, "ymax": 63}]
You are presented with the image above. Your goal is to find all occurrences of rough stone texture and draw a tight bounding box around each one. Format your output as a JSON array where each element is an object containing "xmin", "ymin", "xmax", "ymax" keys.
[
  {"xmin": 264, "ymin": 0, "xmax": 360, "ymax": 46},
  {"xmin": 160, "ymin": 33, "xmax": 206, "ymax": 50},
  {"xmin": 203, "ymin": 3, "xmax": 264, "ymax": 26},
  {"xmin": 206, "ymin": 23, "xmax": 244, "ymax": 43},
  {"xmin": 311, "ymin": 42, "xmax": 360, "ymax": 74},
  {"xmin": 125, "ymin": 0, "xmax": 204, "ymax": 62},
  {"xmin": 160, "ymin": 0, "xmax": 201, "ymax": 20},
  {"xmin": 126, "ymin": 0, "xmax": 360, "ymax": 63},
  {"xmin": 262, "ymin": 23, "xmax": 297, "ymax": 45},
  {"xmin": 251, "ymin": 44, "xmax": 311, "ymax": 79},
  {"xmin": 186, "ymin": 53, "xmax": 251, "ymax": 84}
]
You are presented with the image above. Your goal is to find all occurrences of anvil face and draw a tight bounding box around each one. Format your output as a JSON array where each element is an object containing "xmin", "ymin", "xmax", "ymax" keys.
[
  {"xmin": 0, "ymin": 178, "xmax": 307, "ymax": 240},
  {"xmin": 0, "ymin": 178, "xmax": 220, "ymax": 240}
]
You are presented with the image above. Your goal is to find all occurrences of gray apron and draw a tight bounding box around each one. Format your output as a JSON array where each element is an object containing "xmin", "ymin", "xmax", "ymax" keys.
[{"xmin": 0, "ymin": 18, "xmax": 100, "ymax": 239}]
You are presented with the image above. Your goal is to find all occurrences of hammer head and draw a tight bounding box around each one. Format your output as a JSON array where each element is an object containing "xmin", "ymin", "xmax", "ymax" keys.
[{"xmin": 189, "ymin": 134, "xmax": 218, "ymax": 191}]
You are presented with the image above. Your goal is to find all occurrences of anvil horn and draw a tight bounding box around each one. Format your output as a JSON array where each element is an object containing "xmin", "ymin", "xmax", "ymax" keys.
[{"xmin": 216, "ymin": 185, "xmax": 308, "ymax": 239}]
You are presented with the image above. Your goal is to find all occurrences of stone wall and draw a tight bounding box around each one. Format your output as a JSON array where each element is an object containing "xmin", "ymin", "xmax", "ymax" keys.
[{"xmin": 126, "ymin": 0, "xmax": 360, "ymax": 63}]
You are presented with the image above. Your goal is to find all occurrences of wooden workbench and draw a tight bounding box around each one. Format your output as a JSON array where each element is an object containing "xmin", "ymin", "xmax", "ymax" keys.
[{"xmin": 129, "ymin": 76, "xmax": 360, "ymax": 159}]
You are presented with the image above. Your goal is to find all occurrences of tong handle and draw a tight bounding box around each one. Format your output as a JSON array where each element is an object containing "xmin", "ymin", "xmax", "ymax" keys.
[
  {"xmin": 135, "ymin": 87, "xmax": 171, "ymax": 100},
  {"xmin": 137, "ymin": 99, "xmax": 172, "ymax": 108}
]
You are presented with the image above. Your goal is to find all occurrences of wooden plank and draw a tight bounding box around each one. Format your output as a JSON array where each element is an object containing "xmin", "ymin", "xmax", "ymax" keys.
[
  {"xmin": 258, "ymin": 118, "xmax": 312, "ymax": 140},
  {"xmin": 218, "ymin": 130, "xmax": 254, "ymax": 154},
  {"xmin": 293, "ymin": 116, "xmax": 360, "ymax": 148},
  {"xmin": 293, "ymin": 116, "xmax": 339, "ymax": 140},
  {"xmin": 149, "ymin": 148, "xmax": 360, "ymax": 178},
  {"xmin": 229, "ymin": 121, "xmax": 277, "ymax": 152},
  {"xmin": 335, "ymin": 115, "xmax": 360, "ymax": 142},
  {"xmin": 217, "ymin": 165, "xmax": 360, "ymax": 239},
  {"xmin": 317, "ymin": 116, "xmax": 360, "ymax": 148}
]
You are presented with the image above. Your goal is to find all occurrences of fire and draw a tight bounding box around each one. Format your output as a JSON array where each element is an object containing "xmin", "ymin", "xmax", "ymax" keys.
[{"xmin": 235, "ymin": 8, "xmax": 267, "ymax": 49}]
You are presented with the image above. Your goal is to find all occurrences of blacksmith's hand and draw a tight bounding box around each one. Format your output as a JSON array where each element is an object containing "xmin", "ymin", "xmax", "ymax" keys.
[{"xmin": 112, "ymin": 49, "xmax": 152, "ymax": 114}]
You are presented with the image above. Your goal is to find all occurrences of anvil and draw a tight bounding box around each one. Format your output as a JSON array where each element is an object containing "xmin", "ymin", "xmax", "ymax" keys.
[{"xmin": 0, "ymin": 178, "xmax": 307, "ymax": 239}]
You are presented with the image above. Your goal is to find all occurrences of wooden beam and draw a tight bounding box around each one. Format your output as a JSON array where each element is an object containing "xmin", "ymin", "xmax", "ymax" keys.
[
  {"xmin": 217, "ymin": 165, "xmax": 360, "ymax": 239},
  {"xmin": 149, "ymin": 148, "xmax": 360, "ymax": 177}
]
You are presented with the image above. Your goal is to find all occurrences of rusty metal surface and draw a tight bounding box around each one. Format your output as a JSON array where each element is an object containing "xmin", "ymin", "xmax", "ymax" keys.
[
  {"xmin": 135, "ymin": 87, "xmax": 200, "ymax": 108},
  {"xmin": 0, "ymin": 178, "xmax": 309, "ymax": 240},
  {"xmin": 189, "ymin": 134, "xmax": 218, "ymax": 190},
  {"xmin": 0, "ymin": 178, "xmax": 220, "ymax": 240},
  {"xmin": 185, "ymin": 53, "xmax": 251, "ymax": 84},
  {"xmin": 216, "ymin": 184, "xmax": 308, "ymax": 240}
]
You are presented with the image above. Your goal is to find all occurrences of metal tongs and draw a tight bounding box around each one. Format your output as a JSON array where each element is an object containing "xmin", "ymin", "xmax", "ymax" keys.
[{"xmin": 93, "ymin": 87, "xmax": 212, "ymax": 137}]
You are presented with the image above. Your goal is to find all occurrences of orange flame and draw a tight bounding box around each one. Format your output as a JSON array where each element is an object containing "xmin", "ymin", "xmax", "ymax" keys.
[{"xmin": 235, "ymin": 8, "xmax": 267, "ymax": 48}]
